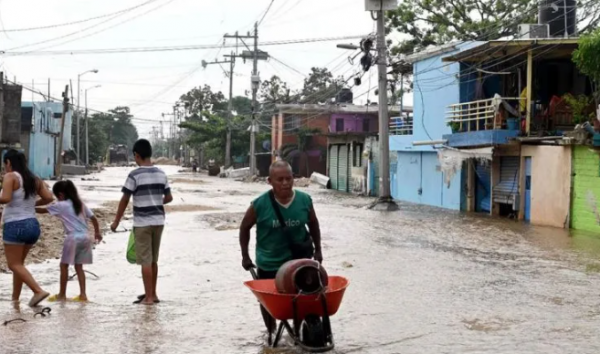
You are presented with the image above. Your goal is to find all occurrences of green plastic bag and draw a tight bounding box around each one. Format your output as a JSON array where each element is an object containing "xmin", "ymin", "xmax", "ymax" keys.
[{"xmin": 126, "ymin": 231, "xmax": 136, "ymax": 264}]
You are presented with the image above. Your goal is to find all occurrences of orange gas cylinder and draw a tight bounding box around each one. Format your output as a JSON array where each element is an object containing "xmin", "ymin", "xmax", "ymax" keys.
[{"xmin": 275, "ymin": 259, "xmax": 329, "ymax": 295}]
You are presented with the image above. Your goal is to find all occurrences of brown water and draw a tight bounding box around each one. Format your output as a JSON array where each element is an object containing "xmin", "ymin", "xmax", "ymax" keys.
[{"xmin": 2, "ymin": 167, "xmax": 600, "ymax": 353}]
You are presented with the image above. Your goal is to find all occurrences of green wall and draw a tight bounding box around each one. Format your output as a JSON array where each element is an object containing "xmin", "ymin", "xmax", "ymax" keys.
[{"xmin": 571, "ymin": 146, "xmax": 600, "ymax": 233}]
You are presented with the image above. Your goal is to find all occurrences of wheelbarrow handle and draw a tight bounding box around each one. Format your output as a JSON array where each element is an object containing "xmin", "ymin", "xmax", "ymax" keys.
[{"xmin": 249, "ymin": 268, "xmax": 258, "ymax": 280}]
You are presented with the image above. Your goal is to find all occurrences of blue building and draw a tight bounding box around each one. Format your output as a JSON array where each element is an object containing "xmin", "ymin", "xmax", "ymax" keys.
[
  {"xmin": 21, "ymin": 101, "xmax": 73, "ymax": 179},
  {"xmin": 389, "ymin": 42, "xmax": 483, "ymax": 210}
]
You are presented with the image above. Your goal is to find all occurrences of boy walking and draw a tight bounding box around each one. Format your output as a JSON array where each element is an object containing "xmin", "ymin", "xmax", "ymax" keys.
[{"xmin": 111, "ymin": 139, "xmax": 173, "ymax": 305}]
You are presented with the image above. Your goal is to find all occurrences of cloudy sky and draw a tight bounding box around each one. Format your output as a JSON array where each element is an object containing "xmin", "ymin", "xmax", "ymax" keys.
[{"xmin": 0, "ymin": 0, "xmax": 393, "ymax": 138}]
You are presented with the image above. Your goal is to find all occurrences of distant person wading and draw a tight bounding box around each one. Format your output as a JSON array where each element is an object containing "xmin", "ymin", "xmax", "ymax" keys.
[{"xmin": 0, "ymin": 149, "xmax": 54, "ymax": 307}]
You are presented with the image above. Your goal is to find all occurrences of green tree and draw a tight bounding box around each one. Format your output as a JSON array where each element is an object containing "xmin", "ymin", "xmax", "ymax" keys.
[
  {"xmin": 109, "ymin": 106, "xmax": 139, "ymax": 149},
  {"xmin": 573, "ymin": 27, "xmax": 600, "ymax": 105},
  {"xmin": 298, "ymin": 67, "xmax": 345, "ymax": 104},
  {"xmin": 86, "ymin": 106, "xmax": 139, "ymax": 163},
  {"xmin": 386, "ymin": 0, "xmax": 600, "ymax": 56},
  {"xmin": 179, "ymin": 85, "xmax": 228, "ymax": 116}
]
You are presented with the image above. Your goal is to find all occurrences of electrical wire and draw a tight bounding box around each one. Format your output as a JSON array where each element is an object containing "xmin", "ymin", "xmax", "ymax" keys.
[
  {"xmin": 2, "ymin": 35, "xmax": 367, "ymax": 56},
  {"xmin": 269, "ymin": 55, "xmax": 306, "ymax": 77},
  {"xmin": 5, "ymin": 0, "xmax": 178, "ymax": 54},
  {"xmin": 0, "ymin": 0, "xmax": 161, "ymax": 33},
  {"xmin": 258, "ymin": 0, "xmax": 276, "ymax": 26}
]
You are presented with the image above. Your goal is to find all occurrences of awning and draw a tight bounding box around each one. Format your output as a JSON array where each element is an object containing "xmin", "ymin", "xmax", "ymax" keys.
[{"xmin": 437, "ymin": 146, "xmax": 493, "ymax": 186}]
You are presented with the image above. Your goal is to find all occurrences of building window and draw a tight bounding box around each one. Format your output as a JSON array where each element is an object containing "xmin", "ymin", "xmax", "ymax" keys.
[
  {"xmin": 362, "ymin": 118, "xmax": 370, "ymax": 132},
  {"xmin": 284, "ymin": 115, "xmax": 301, "ymax": 131},
  {"xmin": 336, "ymin": 118, "xmax": 344, "ymax": 132}
]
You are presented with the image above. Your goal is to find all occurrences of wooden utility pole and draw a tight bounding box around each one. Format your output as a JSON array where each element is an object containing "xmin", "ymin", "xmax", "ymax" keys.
[{"xmin": 55, "ymin": 85, "xmax": 69, "ymax": 178}]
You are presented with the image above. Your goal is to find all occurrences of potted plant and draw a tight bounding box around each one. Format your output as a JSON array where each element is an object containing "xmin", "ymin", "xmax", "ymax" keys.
[{"xmin": 447, "ymin": 121, "xmax": 461, "ymax": 133}]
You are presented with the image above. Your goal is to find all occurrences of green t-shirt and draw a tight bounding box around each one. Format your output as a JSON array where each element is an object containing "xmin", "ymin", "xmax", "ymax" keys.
[{"xmin": 252, "ymin": 189, "xmax": 312, "ymax": 271}]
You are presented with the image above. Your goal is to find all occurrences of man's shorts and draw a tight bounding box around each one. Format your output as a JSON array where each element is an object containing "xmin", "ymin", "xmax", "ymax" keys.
[
  {"xmin": 133, "ymin": 226, "xmax": 164, "ymax": 265},
  {"xmin": 3, "ymin": 218, "xmax": 41, "ymax": 245}
]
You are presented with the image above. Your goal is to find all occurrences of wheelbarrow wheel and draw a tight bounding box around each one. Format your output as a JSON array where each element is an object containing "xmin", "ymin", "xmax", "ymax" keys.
[{"xmin": 300, "ymin": 314, "xmax": 326, "ymax": 348}]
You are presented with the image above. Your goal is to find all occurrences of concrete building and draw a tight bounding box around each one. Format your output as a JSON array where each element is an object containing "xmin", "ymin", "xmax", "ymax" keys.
[
  {"xmin": 437, "ymin": 39, "xmax": 589, "ymax": 229},
  {"xmin": 390, "ymin": 42, "xmax": 483, "ymax": 210}
]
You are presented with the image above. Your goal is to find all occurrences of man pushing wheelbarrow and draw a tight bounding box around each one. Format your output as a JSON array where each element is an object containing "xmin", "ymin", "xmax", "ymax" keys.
[{"xmin": 239, "ymin": 161, "xmax": 338, "ymax": 344}]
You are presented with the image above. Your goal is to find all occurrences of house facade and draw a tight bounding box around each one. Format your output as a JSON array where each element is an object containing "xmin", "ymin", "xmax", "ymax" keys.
[
  {"xmin": 405, "ymin": 38, "xmax": 600, "ymax": 231},
  {"xmin": 390, "ymin": 42, "xmax": 483, "ymax": 210},
  {"xmin": 271, "ymin": 105, "xmax": 331, "ymax": 178}
]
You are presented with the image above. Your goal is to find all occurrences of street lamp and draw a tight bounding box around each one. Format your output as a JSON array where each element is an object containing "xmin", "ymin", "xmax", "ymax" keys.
[
  {"xmin": 84, "ymin": 85, "xmax": 101, "ymax": 166},
  {"xmin": 77, "ymin": 69, "xmax": 99, "ymax": 165}
]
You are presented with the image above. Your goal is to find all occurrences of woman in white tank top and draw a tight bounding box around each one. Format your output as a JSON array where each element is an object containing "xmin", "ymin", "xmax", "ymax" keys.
[{"xmin": 1, "ymin": 149, "xmax": 54, "ymax": 306}]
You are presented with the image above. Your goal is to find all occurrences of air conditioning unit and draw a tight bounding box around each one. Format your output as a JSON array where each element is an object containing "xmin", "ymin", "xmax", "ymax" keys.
[{"xmin": 517, "ymin": 24, "xmax": 550, "ymax": 39}]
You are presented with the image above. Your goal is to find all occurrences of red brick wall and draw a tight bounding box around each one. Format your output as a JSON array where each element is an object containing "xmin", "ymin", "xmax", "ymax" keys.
[{"xmin": 281, "ymin": 113, "xmax": 330, "ymax": 149}]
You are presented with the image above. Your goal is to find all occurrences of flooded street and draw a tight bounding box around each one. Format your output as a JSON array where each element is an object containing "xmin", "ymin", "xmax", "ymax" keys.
[{"xmin": 2, "ymin": 166, "xmax": 600, "ymax": 353}]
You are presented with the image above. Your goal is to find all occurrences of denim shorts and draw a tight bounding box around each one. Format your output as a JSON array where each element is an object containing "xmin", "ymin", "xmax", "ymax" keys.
[{"xmin": 3, "ymin": 218, "xmax": 41, "ymax": 245}]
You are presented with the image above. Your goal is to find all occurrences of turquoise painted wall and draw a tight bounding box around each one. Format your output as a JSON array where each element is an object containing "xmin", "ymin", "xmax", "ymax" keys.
[
  {"xmin": 23, "ymin": 102, "xmax": 71, "ymax": 179},
  {"xmin": 390, "ymin": 43, "xmax": 482, "ymax": 209},
  {"xmin": 396, "ymin": 151, "xmax": 462, "ymax": 210}
]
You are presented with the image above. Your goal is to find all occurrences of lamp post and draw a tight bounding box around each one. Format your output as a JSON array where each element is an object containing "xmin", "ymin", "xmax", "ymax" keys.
[
  {"xmin": 77, "ymin": 69, "xmax": 99, "ymax": 164},
  {"xmin": 85, "ymin": 85, "xmax": 101, "ymax": 166}
]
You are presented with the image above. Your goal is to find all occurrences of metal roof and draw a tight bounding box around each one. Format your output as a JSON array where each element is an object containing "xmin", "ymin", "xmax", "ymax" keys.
[{"xmin": 442, "ymin": 38, "xmax": 580, "ymax": 63}]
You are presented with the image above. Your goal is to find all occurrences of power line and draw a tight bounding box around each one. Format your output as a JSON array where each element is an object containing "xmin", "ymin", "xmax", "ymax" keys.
[
  {"xmin": 2, "ymin": 35, "xmax": 367, "ymax": 56},
  {"xmin": 269, "ymin": 55, "xmax": 306, "ymax": 77},
  {"xmin": 258, "ymin": 0, "xmax": 276, "ymax": 26},
  {"xmin": 0, "ymin": 0, "xmax": 161, "ymax": 33},
  {"xmin": 5, "ymin": 0, "xmax": 178, "ymax": 53}
]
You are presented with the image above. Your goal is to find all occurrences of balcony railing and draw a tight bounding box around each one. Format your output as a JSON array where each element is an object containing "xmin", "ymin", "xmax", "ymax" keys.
[
  {"xmin": 390, "ymin": 118, "xmax": 413, "ymax": 135},
  {"xmin": 446, "ymin": 97, "xmax": 524, "ymax": 132}
]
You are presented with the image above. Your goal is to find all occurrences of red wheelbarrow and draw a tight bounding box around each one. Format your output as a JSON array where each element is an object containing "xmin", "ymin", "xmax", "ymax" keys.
[{"xmin": 245, "ymin": 269, "xmax": 349, "ymax": 352}]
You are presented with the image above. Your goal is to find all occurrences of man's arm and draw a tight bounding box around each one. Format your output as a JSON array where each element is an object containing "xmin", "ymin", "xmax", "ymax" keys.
[
  {"xmin": 308, "ymin": 206, "xmax": 323, "ymax": 263},
  {"xmin": 163, "ymin": 192, "xmax": 173, "ymax": 205},
  {"xmin": 239, "ymin": 205, "xmax": 257, "ymax": 270},
  {"xmin": 111, "ymin": 193, "xmax": 131, "ymax": 232},
  {"xmin": 163, "ymin": 177, "xmax": 173, "ymax": 205}
]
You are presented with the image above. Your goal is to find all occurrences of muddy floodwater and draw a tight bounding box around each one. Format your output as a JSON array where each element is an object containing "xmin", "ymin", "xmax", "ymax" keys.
[{"xmin": 2, "ymin": 167, "xmax": 600, "ymax": 353}]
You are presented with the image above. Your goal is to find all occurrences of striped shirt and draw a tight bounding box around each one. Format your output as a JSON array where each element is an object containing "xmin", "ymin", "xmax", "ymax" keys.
[{"xmin": 122, "ymin": 166, "xmax": 171, "ymax": 227}]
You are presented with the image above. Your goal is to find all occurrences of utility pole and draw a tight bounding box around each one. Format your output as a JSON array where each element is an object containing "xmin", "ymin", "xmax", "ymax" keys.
[
  {"xmin": 162, "ymin": 111, "xmax": 175, "ymax": 159},
  {"xmin": 202, "ymin": 54, "xmax": 236, "ymax": 167},
  {"xmin": 56, "ymin": 85, "xmax": 69, "ymax": 178},
  {"xmin": 250, "ymin": 22, "xmax": 259, "ymax": 176},
  {"xmin": 85, "ymin": 85, "xmax": 101, "ymax": 166},
  {"xmin": 370, "ymin": 0, "xmax": 398, "ymax": 211},
  {"xmin": 224, "ymin": 24, "xmax": 268, "ymax": 176},
  {"xmin": 76, "ymin": 69, "xmax": 98, "ymax": 165}
]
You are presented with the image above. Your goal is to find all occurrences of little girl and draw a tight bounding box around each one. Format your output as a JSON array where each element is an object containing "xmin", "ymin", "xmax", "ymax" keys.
[{"xmin": 36, "ymin": 180, "xmax": 102, "ymax": 302}]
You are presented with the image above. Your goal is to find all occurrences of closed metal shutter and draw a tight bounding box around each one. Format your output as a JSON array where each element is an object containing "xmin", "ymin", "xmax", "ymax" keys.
[
  {"xmin": 475, "ymin": 162, "xmax": 491, "ymax": 212},
  {"xmin": 329, "ymin": 145, "xmax": 338, "ymax": 190},
  {"xmin": 338, "ymin": 145, "xmax": 349, "ymax": 192},
  {"xmin": 493, "ymin": 156, "xmax": 520, "ymax": 207}
]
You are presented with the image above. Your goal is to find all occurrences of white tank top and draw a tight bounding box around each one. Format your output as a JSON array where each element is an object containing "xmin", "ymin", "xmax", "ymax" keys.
[{"xmin": 3, "ymin": 172, "xmax": 37, "ymax": 223}]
